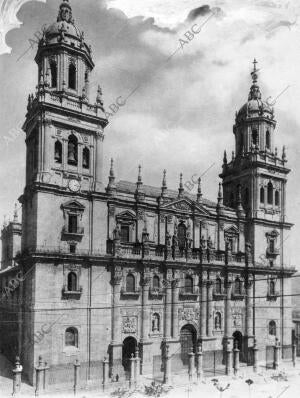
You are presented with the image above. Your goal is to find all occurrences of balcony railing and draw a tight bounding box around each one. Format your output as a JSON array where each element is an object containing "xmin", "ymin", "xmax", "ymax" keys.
[
  {"xmin": 62, "ymin": 285, "xmax": 82, "ymax": 300},
  {"xmin": 179, "ymin": 287, "xmax": 199, "ymax": 300},
  {"xmin": 267, "ymin": 291, "xmax": 280, "ymax": 301},
  {"xmin": 213, "ymin": 289, "xmax": 227, "ymax": 300},
  {"xmin": 62, "ymin": 226, "xmax": 84, "ymax": 237},
  {"xmin": 120, "ymin": 287, "xmax": 141, "ymax": 299},
  {"xmin": 149, "ymin": 288, "xmax": 164, "ymax": 299}
]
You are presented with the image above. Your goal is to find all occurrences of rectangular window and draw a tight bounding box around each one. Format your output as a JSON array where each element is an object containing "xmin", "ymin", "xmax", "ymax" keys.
[
  {"xmin": 68, "ymin": 214, "xmax": 78, "ymax": 233},
  {"xmin": 120, "ymin": 225, "xmax": 130, "ymax": 243},
  {"xmin": 269, "ymin": 240, "xmax": 275, "ymax": 253}
]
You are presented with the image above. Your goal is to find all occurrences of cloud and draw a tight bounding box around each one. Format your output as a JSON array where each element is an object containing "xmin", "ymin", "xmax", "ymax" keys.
[{"xmin": 0, "ymin": 0, "xmax": 46, "ymax": 55}]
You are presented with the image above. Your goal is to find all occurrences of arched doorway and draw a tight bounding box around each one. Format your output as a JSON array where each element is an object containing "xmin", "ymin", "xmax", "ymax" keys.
[
  {"xmin": 122, "ymin": 337, "xmax": 137, "ymax": 371},
  {"xmin": 180, "ymin": 324, "xmax": 197, "ymax": 365},
  {"xmin": 233, "ymin": 331, "xmax": 244, "ymax": 362}
]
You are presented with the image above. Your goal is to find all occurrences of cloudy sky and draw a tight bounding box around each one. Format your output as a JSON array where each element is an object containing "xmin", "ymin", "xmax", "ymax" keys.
[{"xmin": 0, "ymin": 0, "xmax": 299, "ymax": 267}]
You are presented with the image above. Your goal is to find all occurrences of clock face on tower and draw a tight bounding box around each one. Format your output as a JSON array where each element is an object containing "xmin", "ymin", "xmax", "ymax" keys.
[{"xmin": 68, "ymin": 179, "xmax": 81, "ymax": 192}]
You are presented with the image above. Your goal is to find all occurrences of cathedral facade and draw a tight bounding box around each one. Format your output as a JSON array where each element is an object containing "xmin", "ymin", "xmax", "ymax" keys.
[{"xmin": 0, "ymin": 0, "xmax": 295, "ymax": 387}]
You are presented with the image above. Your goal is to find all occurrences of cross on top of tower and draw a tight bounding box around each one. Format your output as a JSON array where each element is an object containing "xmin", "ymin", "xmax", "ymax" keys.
[{"xmin": 251, "ymin": 58, "xmax": 259, "ymax": 85}]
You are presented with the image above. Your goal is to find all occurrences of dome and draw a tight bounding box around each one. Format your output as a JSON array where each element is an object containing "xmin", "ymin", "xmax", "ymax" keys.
[
  {"xmin": 236, "ymin": 60, "xmax": 274, "ymax": 123},
  {"xmin": 45, "ymin": 20, "xmax": 82, "ymax": 39}
]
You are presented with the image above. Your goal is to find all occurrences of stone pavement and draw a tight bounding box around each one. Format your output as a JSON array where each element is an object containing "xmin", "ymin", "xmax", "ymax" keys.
[{"xmin": 0, "ymin": 357, "xmax": 299, "ymax": 398}]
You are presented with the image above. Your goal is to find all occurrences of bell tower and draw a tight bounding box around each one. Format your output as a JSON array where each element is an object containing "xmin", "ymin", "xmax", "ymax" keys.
[
  {"xmin": 21, "ymin": 0, "xmax": 108, "ymax": 250},
  {"xmin": 220, "ymin": 60, "xmax": 292, "ymax": 266}
]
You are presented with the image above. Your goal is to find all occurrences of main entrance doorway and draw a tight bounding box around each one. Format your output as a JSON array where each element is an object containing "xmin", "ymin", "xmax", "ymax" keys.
[
  {"xmin": 180, "ymin": 324, "xmax": 197, "ymax": 365},
  {"xmin": 122, "ymin": 337, "xmax": 137, "ymax": 371}
]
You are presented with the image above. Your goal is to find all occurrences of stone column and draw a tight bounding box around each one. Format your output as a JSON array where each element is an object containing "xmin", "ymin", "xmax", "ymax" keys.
[
  {"xmin": 225, "ymin": 341, "xmax": 233, "ymax": 376},
  {"xmin": 245, "ymin": 279, "xmax": 253, "ymax": 337},
  {"xmin": 206, "ymin": 279, "xmax": 213, "ymax": 337},
  {"xmin": 200, "ymin": 277, "xmax": 207, "ymax": 339},
  {"xmin": 129, "ymin": 354, "xmax": 135, "ymax": 389},
  {"xmin": 233, "ymin": 342, "xmax": 240, "ymax": 375},
  {"xmin": 163, "ymin": 344, "xmax": 171, "ymax": 385},
  {"xmin": 172, "ymin": 274, "xmax": 180, "ymax": 339},
  {"xmin": 12, "ymin": 356, "xmax": 22, "ymax": 397},
  {"xmin": 253, "ymin": 339, "xmax": 258, "ymax": 373},
  {"xmin": 224, "ymin": 277, "xmax": 233, "ymax": 338},
  {"xmin": 135, "ymin": 349, "xmax": 141, "ymax": 385},
  {"xmin": 292, "ymin": 342, "xmax": 296, "ymax": 367},
  {"xmin": 141, "ymin": 272, "xmax": 150, "ymax": 343},
  {"xmin": 164, "ymin": 272, "xmax": 172, "ymax": 340},
  {"xmin": 274, "ymin": 339, "xmax": 280, "ymax": 370},
  {"xmin": 196, "ymin": 343, "xmax": 203, "ymax": 382},
  {"xmin": 94, "ymin": 131, "xmax": 104, "ymax": 191},
  {"xmin": 102, "ymin": 357, "xmax": 109, "ymax": 391},
  {"xmin": 188, "ymin": 351, "xmax": 195, "ymax": 381},
  {"xmin": 110, "ymin": 267, "xmax": 123, "ymax": 377},
  {"xmin": 73, "ymin": 360, "xmax": 80, "ymax": 396},
  {"xmin": 141, "ymin": 269, "xmax": 152, "ymax": 374},
  {"xmin": 43, "ymin": 119, "xmax": 52, "ymax": 173}
]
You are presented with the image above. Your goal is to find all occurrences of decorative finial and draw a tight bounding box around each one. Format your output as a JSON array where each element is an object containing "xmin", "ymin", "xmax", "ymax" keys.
[
  {"xmin": 197, "ymin": 178, "xmax": 203, "ymax": 204},
  {"xmin": 282, "ymin": 145, "xmax": 287, "ymax": 162},
  {"xmin": 106, "ymin": 159, "xmax": 116, "ymax": 195},
  {"xmin": 249, "ymin": 58, "xmax": 261, "ymax": 100},
  {"xmin": 218, "ymin": 183, "xmax": 223, "ymax": 201},
  {"xmin": 236, "ymin": 185, "xmax": 245, "ymax": 218},
  {"xmin": 3, "ymin": 215, "xmax": 7, "ymax": 227},
  {"xmin": 135, "ymin": 165, "xmax": 144, "ymax": 201},
  {"xmin": 178, "ymin": 173, "xmax": 184, "ymax": 198},
  {"xmin": 13, "ymin": 203, "xmax": 18, "ymax": 223},
  {"xmin": 96, "ymin": 85, "xmax": 103, "ymax": 106},
  {"xmin": 223, "ymin": 150, "xmax": 227, "ymax": 165},
  {"xmin": 161, "ymin": 169, "xmax": 167, "ymax": 197}
]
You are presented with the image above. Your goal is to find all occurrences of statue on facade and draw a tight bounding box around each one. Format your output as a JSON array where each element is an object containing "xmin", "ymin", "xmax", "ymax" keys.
[{"xmin": 113, "ymin": 222, "xmax": 121, "ymax": 241}]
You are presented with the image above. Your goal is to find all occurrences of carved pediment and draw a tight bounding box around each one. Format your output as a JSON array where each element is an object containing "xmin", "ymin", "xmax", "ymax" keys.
[
  {"xmin": 116, "ymin": 210, "xmax": 136, "ymax": 221},
  {"xmin": 224, "ymin": 225, "xmax": 239, "ymax": 236},
  {"xmin": 161, "ymin": 198, "xmax": 209, "ymax": 215},
  {"xmin": 61, "ymin": 200, "xmax": 85, "ymax": 212}
]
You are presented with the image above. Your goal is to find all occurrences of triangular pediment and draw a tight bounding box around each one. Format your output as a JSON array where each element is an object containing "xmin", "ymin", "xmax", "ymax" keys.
[
  {"xmin": 224, "ymin": 225, "xmax": 239, "ymax": 235},
  {"xmin": 116, "ymin": 210, "xmax": 136, "ymax": 220},
  {"xmin": 61, "ymin": 200, "xmax": 85, "ymax": 211},
  {"xmin": 161, "ymin": 198, "xmax": 210, "ymax": 215}
]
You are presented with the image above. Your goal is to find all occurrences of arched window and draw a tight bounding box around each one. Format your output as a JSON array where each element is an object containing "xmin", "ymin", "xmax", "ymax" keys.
[
  {"xmin": 269, "ymin": 280, "xmax": 276, "ymax": 296},
  {"xmin": 68, "ymin": 63, "xmax": 76, "ymax": 90},
  {"xmin": 152, "ymin": 313, "xmax": 160, "ymax": 332},
  {"xmin": 260, "ymin": 187, "xmax": 265, "ymax": 204},
  {"xmin": 267, "ymin": 182, "xmax": 273, "ymax": 205},
  {"xmin": 126, "ymin": 274, "xmax": 135, "ymax": 293},
  {"xmin": 54, "ymin": 140, "xmax": 62, "ymax": 163},
  {"xmin": 269, "ymin": 320, "xmax": 276, "ymax": 336},
  {"xmin": 252, "ymin": 129, "xmax": 258, "ymax": 146},
  {"xmin": 266, "ymin": 130, "xmax": 270, "ymax": 149},
  {"xmin": 67, "ymin": 272, "xmax": 77, "ymax": 292},
  {"xmin": 214, "ymin": 312, "xmax": 222, "ymax": 330},
  {"xmin": 65, "ymin": 327, "xmax": 78, "ymax": 347},
  {"xmin": 153, "ymin": 275, "xmax": 160, "ymax": 290},
  {"xmin": 68, "ymin": 134, "xmax": 78, "ymax": 165},
  {"xmin": 82, "ymin": 147, "xmax": 90, "ymax": 169},
  {"xmin": 275, "ymin": 190, "xmax": 280, "ymax": 206},
  {"xmin": 50, "ymin": 61, "xmax": 57, "ymax": 88},
  {"xmin": 185, "ymin": 276, "xmax": 193, "ymax": 294},
  {"xmin": 234, "ymin": 278, "xmax": 242, "ymax": 295},
  {"xmin": 215, "ymin": 278, "xmax": 222, "ymax": 294}
]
